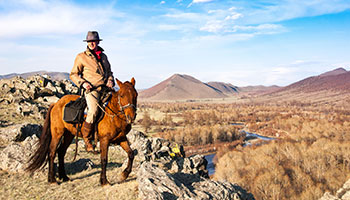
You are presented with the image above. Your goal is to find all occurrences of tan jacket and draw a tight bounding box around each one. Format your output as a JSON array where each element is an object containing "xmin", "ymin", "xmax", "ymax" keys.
[{"xmin": 70, "ymin": 47, "xmax": 114, "ymax": 88}]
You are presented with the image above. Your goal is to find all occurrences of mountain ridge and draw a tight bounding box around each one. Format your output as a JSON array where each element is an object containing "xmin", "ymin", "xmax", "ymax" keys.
[{"xmin": 0, "ymin": 71, "xmax": 70, "ymax": 81}]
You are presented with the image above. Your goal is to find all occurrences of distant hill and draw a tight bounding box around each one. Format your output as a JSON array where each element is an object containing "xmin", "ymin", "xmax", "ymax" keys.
[
  {"xmin": 206, "ymin": 82, "xmax": 239, "ymax": 95},
  {"xmin": 262, "ymin": 67, "xmax": 350, "ymax": 104},
  {"xmin": 239, "ymin": 85, "xmax": 281, "ymax": 95},
  {"xmin": 0, "ymin": 71, "xmax": 70, "ymax": 81},
  {"xmin": 139, "ymin": 74, "xmax": 228, "ymax": 100},
  {"xmin": 319, "ymin": 67, "xmax": 347, "ymax": 77},
  {"xmin": 271, "ymin": 67, "xmax": 350, "ymax": 93}
]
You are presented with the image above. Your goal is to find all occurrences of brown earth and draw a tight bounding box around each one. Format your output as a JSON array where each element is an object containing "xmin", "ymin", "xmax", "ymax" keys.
[{"xmin": 139, "ymin": 74, "xmax": 227, "ymax": 101}]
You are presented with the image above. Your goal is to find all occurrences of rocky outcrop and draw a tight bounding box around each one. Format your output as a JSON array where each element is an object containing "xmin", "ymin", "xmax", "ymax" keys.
[
  {"xmin": 137, "ymin": 162, "xmax": 254, "ymax": 200},
  {"xmin": 0, "ymin": 123, "xmax": 42, "ymax": 172},
  {"xmin": 320, "ymin": 179, "xmax": 350, "ymax": 200},
  {"xmin": 0, "ymin": 134, "xmax": 39, "ymax": 173},
  {"xmin": 0, "ymin": 74, "xmax": 78, "ymax": 119},
  {"xmin": 127, "ymin": 130, "xmax": 254, "ymax": 200},
  {"xmin": 126, "ymin": 130, "xmax": 208, "ymax": 177},
  {"xmin": 0, "ymin": 123, "xmax": 94, "ymax": 173},
  {"xmin": 0, "ymin": 123, "xmax": 41, "ymax": 146}
]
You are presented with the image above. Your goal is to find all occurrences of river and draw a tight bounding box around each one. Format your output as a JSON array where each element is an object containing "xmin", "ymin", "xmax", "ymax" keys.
[{"xmin": 204, "ymin": 130, "xmax": 275, "ymax": 176}]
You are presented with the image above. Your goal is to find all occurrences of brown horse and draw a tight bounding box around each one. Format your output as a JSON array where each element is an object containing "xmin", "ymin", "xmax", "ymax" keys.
[{"xmin": 26, "ymin": 78, "xmax": 137, "ymax": 185}]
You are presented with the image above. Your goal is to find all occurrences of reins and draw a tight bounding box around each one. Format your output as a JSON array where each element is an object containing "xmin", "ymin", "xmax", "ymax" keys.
[{"xmin": 88, "ymin": 89, "xmax": 136, "ymax": 121}]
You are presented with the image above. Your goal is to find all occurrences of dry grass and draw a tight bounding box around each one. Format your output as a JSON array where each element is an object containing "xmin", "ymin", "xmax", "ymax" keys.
[
  {"xmin": 135, "ymin": 100, "xmax": 350, "ymax": 199},
  {"xmin": 212, "ymin": 103, "xmax": 350, "ymax": 200},
  {"xmin": 0, "ymin": 143, "xmax": 139, "ymax": 200},
  {"xmin": 214, "ymin": 139, "xmax": 350, "ymax": 200}
]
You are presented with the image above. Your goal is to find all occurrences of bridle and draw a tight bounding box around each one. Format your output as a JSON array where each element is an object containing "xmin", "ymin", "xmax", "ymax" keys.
[
  {"xmin": 117, "ymin": 94, "xmax": 137, "ymax": 115},
  {"xmin": 100, "ymin": 92, "xmax": 136, "ymax": 123},
  {"xmin": 88, "ymin": 86, "xmax": 137, "ymax": 122}
]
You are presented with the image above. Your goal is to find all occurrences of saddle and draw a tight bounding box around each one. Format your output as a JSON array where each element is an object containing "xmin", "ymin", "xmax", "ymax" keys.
[
  {"xmin": 63, "ymin": 87, "xmax": 113, "ymax": 124},
  {"xmin": 63, "ymin": 97, "xmax": 86, "ymax": 124}
]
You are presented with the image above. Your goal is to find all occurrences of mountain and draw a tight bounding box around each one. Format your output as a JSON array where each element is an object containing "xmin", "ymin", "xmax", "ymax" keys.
[
  {"xmin": 319, "ymin": 67, "xmax": 347, "ymax": 77},
  {"xmin": 0, "ymin": 71, "xmax": 70, "ymax": 81},
  {"xmin": 206, "ymin": 82, "xmax": 239, "ymax": 95},
  {"xmin": 139, "ymin": 74, "xmax": 227, "ymax": 100},
  {"xmin": 263, "ymin": 67, "xmax": 350, "ymax": 104},
  {"xmin": 272, "ymin": 68, "xmax": 350, "ymax": 93}
]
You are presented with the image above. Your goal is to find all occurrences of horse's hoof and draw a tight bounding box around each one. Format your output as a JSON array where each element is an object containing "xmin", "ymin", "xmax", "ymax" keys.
[
  {"xmin": 101, "ymin": 180, "xmax": 111, "ymax": 186},
  {"xmin": 118, "ymin": 171, "xmax": 129, "ymax": 183},
  {"xmin": 49, "ymin": 180, "xmax": 58, "ymax": 185},
  {"xmin": 61, "ymin": 176, "xmax": 71, "ymax": 182}
]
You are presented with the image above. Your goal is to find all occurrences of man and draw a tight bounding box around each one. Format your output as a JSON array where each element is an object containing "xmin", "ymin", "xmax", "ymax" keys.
[{"xmin": 70, "ymin": 31, "xmax": 114, "ymax": 153}]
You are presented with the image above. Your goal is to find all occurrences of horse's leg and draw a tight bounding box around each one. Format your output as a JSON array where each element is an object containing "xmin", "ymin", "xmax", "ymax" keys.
[
  {"xmin": 119, "ymin": 138, "xmax": 134, "ymax": 182},
  {"xmin": 48, "ymin": 131, "xmax": 63, "ymax": 183},
  {"xmin": 57, "ymin": 132, "xmax": 74, "ymax": 182},
  {"xmin": 99, "ymin": 137, "xmax": 110, "ymax": 186}
]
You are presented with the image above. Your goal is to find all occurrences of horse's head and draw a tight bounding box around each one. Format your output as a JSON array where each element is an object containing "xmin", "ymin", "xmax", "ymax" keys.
[{"xmin": 116, "ymin": 77, "xmax": 138, "ymax": 124}]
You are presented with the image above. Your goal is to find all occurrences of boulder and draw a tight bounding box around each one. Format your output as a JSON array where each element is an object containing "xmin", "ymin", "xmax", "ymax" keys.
[
  {"xmin": 0, "ymin": 135, "xmax": 39, "ymax": 173},
  {"xmin": 126, "ymin": 130, "xmax": 255, "ymax": 199},
  {"xmin": 14, "ymin": 123, "xmax": 42, "ymax": 142},
  {"xmin": 0, "ymin": 123, "xmax": 94, "ymax": 174},
  {"xmin": 320, "ymin": 179, "xmax": 350, "ymax": 200},
  {"xmin": 125, "ymin": 130, "xmax": 208, "ymax": 177},
  {"xmin": 0, "ymin": 123, "xmax": 38, "ymax": 145},
  {"xmin": 0, "ymin": 74, "xmax": 79, "ymax": 105},
  {"xmin": 137, "ymin": 162, "xmax": 255, "ymax": 200},
  {"xmin": 0, "ymin": 123, "xmax": 42, "ymax": 145}
]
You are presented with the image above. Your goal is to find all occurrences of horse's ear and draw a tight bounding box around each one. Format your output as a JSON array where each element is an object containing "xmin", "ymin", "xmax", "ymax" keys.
[
  {"xmin": 115, "ymin": 78, "xmax": 122, "ymax": 88},
  {"xmin": 131, "ymin": 77, "xmax": 135, "ymax": 86}
]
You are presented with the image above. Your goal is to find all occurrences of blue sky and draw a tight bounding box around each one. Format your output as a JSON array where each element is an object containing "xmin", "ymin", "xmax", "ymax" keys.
[{"xmin": 0, "ymin": 0, "xmax": 349, "ymax": 89}]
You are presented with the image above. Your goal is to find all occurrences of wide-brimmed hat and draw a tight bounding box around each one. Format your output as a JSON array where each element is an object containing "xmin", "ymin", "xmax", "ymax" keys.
[{"xmin": 83, "ymin": 31, "xmax": 103, "ymax": 42}]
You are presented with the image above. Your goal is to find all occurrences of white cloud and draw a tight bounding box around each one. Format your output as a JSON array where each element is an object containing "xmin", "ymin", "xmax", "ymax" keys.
[
  {"xmin": 224, "ymin": 13, "xmax": 243, "ymax": 21},
  {"xmin": 0, "ymin": 1, "xmax": 116, "ymax": 38},
  {"xmin": 163, "ymin": 12, "xmax": 202, "ymax": 21},
  {"xmin": 160, "ymin": 1, "xmax": 165, "ymax": 5},
  {"xmin": 200, "ymin": 20, "xmax": 224, "ymax": 33},
  {"xmin": 188, "ymin": 0, "xmax": 214, "ymax": 7}
]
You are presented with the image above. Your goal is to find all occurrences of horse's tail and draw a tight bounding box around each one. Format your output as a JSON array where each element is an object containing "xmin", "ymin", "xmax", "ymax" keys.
[{"xmin": 26, "ymin": 104, "xmax": 54, "ymax": 173}]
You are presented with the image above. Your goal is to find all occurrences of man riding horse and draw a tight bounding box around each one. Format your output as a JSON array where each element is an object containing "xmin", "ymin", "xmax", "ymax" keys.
[{"xmin": 70, "ymin": 31, "xmax": 114, "ymax": 153}]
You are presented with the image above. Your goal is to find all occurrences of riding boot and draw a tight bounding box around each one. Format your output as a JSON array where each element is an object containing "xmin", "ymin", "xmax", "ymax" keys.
[{"xmin": 82, "ymin": 122, "xmax": 97, "ymax": 153}]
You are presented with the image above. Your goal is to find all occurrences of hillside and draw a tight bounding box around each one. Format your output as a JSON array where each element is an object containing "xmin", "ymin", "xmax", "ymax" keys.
[
  {"xmin": 139, "ymin": 74, "xmax": 227, "ymax": 101},
  {"xmin": 0, "ymin": 71, "xmax": 69, "ymax": 81},
  {"xmin": 239, "ymin": 85, "xmax": 280, "ymax": 95},
  {"xmin": 262, "ymin": 67, "xmax": 350, "ymax": 104},
  {"xmin": 206, "ymin": 81, "xmax": 239, "ymax": 95}
]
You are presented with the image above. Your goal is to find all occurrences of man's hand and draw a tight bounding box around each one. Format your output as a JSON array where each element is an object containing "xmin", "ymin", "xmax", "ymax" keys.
[
  {"xmin": 106, "ymin": 80, "xmax": 114, "ymax": 88},
  {"xmin": 83, "ymin": 82, "xmax": 92, "ymax": 91}
]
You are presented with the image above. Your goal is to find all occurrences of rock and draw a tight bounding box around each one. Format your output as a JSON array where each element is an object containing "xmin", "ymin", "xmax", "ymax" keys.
[
  {"xmin": 14, "ymin": 123, "xmax": 42, "ymax": 142},
  {"xmin": 127, "ymin": 130, "xmax": 250, "ymax": 199},
  {"xmin": 43, "ymin": 96, "xmax": 59, "ymax": 104},
  {"xmin": 0, "ymin": 123, "xmax": 42, "ymax": 147},
  {"xmin": 0, "ymin": 135, "xmax": 39, "ymax": 173},
  {"xmin": 127, "ymin": 130, "xmax": 185, "ymax": 161},
  {"xmin": 0, "ymin": 74, "xmax": 79, "ymax": 123},
  {"xmin": 125, "ymin": 130, "xmax": 204, "ymax": 176},
  {"xmin": 137, "ymin": 162, "xmax": 254, "ymax": 200},
  {"xmin": 1, "ymin": 83, "xmax": 11, "ymax": 93},
  {"xmin": 320, "ymin": 179, "xmax": 350, "ymax": 200}
]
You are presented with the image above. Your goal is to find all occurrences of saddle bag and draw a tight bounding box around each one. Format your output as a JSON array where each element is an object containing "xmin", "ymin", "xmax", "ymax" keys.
[{"xmin": 63, "ymin": 97, "xmax": 87, "ymax": 124}]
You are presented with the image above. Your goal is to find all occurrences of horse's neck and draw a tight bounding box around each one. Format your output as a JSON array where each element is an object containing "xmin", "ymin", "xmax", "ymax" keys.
[{"xmin": 108, "ymin": 91, "xmax": 120, "ymax": 112}]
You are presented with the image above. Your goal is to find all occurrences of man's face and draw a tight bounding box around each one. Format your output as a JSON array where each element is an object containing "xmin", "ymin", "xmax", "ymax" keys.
[{"xmin": 87, "ymin": 40, "xmax": 99, "ymax": 51}]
